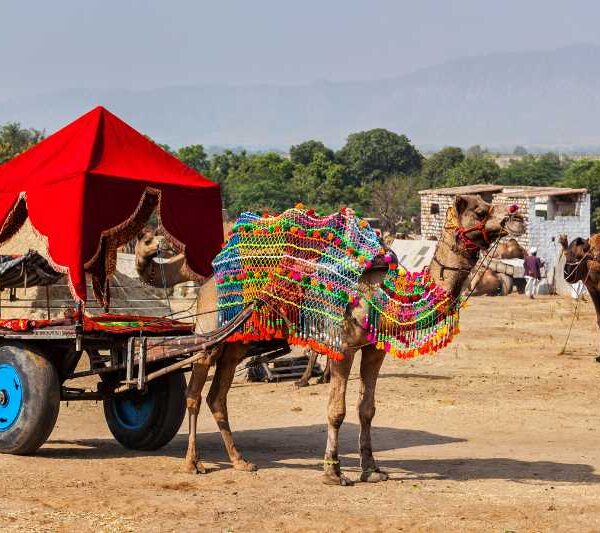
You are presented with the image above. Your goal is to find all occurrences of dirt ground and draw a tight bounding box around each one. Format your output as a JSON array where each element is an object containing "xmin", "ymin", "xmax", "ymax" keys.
[{"xmin": 1, "ymin": 293, "xmax": 600, "ymax": 532}]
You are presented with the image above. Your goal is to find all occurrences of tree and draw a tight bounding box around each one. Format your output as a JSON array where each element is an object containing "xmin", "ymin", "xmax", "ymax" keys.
[
  {"xmin": 560, "ymin": 159, "xmax": 600, "ymax": 232},
  {"xmin": 368, "ymin": 175, "xmax": 425, "ymax": 235},
  {"xmin": 0, "ymin": 122, "xmax": 45, "ymax": 164},
  {"xmin": 421, "ymin": 146, "xmax": 464, "ymax": 187},
  {"xmin": 466, "ymin": 144, "xmax": 487, "ymax": 158},
  {"xmin": 290, "ymin": 152, "xmax": 350, "ymax": 212},
  {"xmin": 513, "ymin": 145, "xmax": 528, "ymax": 156},
  {"xmin": 499, "ymin": 153, "xmax": 566, "ymax": 187},
  {"xmin": 289, "ymin": 140, "xmax": 334, "ymax": 166},
  {"xmin": 176, "ymin": 144, "xmax": 209, "ymax": 174},
  {"xmin": 337, "ymin": 128, "xmax": 423, "ymax": 184},
  {"xmin": 445, "ymin": 155, "xmax": 501, "ymax": 187},
  {"xmin": 224, "ymin": 152, "xmax": 294, "ymax": 216}
]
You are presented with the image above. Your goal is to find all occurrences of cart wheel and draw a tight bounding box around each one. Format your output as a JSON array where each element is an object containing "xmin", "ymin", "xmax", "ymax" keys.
[
  {"xmin": 104, "ymin": 372, "xmax": 186, "ymax": 451},
  {"xmin": 0, "ymin": 343, "xmax": 60, "ymax": 454}
]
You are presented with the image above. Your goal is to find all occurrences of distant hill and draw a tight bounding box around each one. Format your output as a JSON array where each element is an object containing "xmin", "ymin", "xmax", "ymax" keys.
[{"xmin": 2, "ymin": 44, "xmax": 600, "ymax": 149}]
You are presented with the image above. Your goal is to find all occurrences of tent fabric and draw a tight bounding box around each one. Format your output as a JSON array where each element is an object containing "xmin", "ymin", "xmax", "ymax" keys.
[
  {"xmin": 0, "ymin": 250, "xmax": 62, "ymax": 289},
  {"xmin": 0, "ymin": 106, "xmax": 223, "ymax": 304}
]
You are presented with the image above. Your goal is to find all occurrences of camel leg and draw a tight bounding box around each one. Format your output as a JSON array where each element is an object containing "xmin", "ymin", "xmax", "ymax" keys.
[
  {"xmin": 318, "ymin": 358, "xmax": 331, "ymax": 384},
  {"xmin": 207, "ymin": 344, "xmax": 256, "ymax": 471},
  {"xmin": 183, "ymin": 362, "xmax": 210, "ymax": 474},
  {"xmin": 585, "ymin": 285, "xmax": 600, "ymax": 362},
  {"xmin": 357, "ymin": 345, "xmax": 388, "ymax": 483},
  {"xmin": 295, "ymin": 348, "xmax": 318, "ymax": 388},
  {"xmin": 322, "ymin": 351, "xmax": 355, "ymax": 486}
]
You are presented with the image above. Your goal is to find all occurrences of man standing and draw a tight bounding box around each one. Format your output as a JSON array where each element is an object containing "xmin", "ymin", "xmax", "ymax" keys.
[{"xmin": 524, "ymin": 247, "xmax": 543, "ymax": 299}]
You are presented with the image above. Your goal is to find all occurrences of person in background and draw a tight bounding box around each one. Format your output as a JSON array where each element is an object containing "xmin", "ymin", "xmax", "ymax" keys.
[{"xmin": 524, "ymin": 247, "xmax": 544, "ymax": 299}]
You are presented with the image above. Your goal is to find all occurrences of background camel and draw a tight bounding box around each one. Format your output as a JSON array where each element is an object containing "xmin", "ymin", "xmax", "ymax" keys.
[
  {"xmin": 470, "ymin": 238, "xmax": 526, "ymax": 296},
  {"xmin": 135, "ymin": 197, "xmax": 524, "ymax": 485},
  {"xmin": 560, "ymin": 233, "xmax": 600, "ymax": 360}
]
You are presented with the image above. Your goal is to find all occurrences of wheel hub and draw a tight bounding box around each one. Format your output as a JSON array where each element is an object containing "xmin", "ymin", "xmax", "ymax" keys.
[{"xmin": 0, "ymin": 364, "xmax": 23, "ymax": 432}]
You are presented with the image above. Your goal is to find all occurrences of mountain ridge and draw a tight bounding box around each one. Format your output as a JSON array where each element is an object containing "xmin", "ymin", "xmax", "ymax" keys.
[{"xmin": 2, "ymin": 44, "xmax": 600, "ymax": 149}]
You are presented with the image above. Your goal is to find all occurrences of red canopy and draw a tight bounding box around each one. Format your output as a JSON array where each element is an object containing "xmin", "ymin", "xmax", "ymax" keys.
[{"xmin": 0, "ymin": 106, "xmax": 223, "ymax": 304}]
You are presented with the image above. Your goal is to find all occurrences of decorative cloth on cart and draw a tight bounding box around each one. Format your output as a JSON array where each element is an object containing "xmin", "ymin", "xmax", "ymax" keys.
[
  {"xmin": 365, "ymin": 266, "xmax": 460, "ymax": 359},
  {"xmin": 0, "ymin": 313, "xmax": 193, "ymax": 334},
  {"xmin": 214, "ymin": 206, "xmax": 383, "ymax": 360}
]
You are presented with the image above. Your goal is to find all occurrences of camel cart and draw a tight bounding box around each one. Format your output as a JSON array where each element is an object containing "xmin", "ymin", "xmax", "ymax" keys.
[{"xmin": 0, "ymin": 107, "xmax": 273, "ymax": 454}]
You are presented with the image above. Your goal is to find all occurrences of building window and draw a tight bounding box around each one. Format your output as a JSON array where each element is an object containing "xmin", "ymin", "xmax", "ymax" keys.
[{"xmin": 430, "ymin": 203, "xmax": 440, "ymax": 215}]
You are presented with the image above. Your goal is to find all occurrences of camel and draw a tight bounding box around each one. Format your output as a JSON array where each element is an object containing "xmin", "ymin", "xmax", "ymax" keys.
[
  {"xmin": 135, "ymin": 196, "xmax": 524, "ymax": 485},
  {"xmin": 560, "ymin": 233, "xmax": 600, "ymax": 359},
  {"xmin": 134, "ymin": 227, "xmax": 193, "ymax": 287},
  {"xmin": 470, "ymin": 238, "xmax": 526, "ymax": 296}
]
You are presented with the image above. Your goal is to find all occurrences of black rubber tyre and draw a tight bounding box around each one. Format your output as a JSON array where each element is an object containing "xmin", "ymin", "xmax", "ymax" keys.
[
  {"xmin": 0, "ymin": 342, "xmax": 60, "ymax": 455},
  {"xmin": 103, "ymin": 372, "xmax": 186, "ymax": 451}
]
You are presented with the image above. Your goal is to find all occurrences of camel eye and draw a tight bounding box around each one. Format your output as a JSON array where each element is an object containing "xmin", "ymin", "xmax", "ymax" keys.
[{"xmin": 475, "ymin": 208, "xmax": 488, "ymax": 220}]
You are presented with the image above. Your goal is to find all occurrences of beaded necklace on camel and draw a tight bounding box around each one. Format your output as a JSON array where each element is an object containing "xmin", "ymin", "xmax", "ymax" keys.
[{"xmin": 213, "ymin": 205, "xmax": 460, "ymax": 361}]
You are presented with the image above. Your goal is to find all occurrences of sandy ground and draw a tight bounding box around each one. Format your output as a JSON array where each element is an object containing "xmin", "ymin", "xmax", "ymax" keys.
[{"xmin": 1, "ymin": 293, "xmax": 600, "ymax": 532}]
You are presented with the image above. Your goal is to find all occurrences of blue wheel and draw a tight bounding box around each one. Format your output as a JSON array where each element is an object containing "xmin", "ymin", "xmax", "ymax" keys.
[
  {"xmin": 0, "ymin": 364, "xmax": 24, "ymax": 432},
  {"xmin": 103, "ymin": 372, "xmax": 186, "ymax": 450},
  {"xmin": 0, "ymin": 343, "xmax": 60, "ymax": 455},
  {"xmin": 110, "ymin": 394, "xmax": 155, "ymax": 430}
]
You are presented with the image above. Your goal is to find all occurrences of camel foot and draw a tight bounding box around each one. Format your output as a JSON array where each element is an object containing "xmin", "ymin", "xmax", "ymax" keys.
[
  {"xmin": 360, "ymin": 469, "xmax": 389, "ymax": 483},
  {"xmin": 182, "ymin": 460, "xmax": 207, "ymax": 475},
  {"xmin": 294, "ymin": 379, "xmax": 310, "ymax": 388},
  {"xmin": 233, "ymin": 459, "xmax": 257, "ymax": 472},
  {"xmin": 322, "ymin": 472, "xmax": 354, "ymax": 486},
  {"xmin": 316, "ymin": 376, "xmax": 330, "ymax": 385}
]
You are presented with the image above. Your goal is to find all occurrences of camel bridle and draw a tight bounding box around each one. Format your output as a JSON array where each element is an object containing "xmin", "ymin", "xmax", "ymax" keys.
[{"xmin": 431, "ymin": 206, "xmax": 498, "ymax": 276}]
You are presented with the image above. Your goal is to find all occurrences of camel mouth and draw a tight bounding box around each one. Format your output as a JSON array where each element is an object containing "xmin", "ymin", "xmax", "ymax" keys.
[{"xmin": 502, "ymin": 215, "xmax": 526, "ymax": 237}]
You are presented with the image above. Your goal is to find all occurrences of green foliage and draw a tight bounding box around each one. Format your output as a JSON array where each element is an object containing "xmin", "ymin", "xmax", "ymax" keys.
[
  {"xmin": 445, "ymin": 155, "xmax": 501, "ymax": 187},
  {"xmin": 289, "ymin": 140, "xmax": 334, "ymax": 166},
  {"xmin": 0, "ymin": 123, "xmax": 45, "ymax": 164},
  {"xmin": 421, "ymin": 146, "xmax": 464, "ymax": 187},
  {"xmin": 499, "ymin": 153, "xmax": 566, "ymax": 186},
  {"xmin": 289, "ymin": 153, "xmax": 351, "ymax": 213},
  {"xmin": 560, "ymin": 159, "xmax": 600, "ymax": 231},
  {"xmin": 176, "ymin": 144, "xmax": 209, "ymax": 174},
  {"xmin": 337, "ymin": 128, "xmax": 423, "ymax": 184},
  {"xmin": 224, "ymin": 152, "xmax": 294, "ymax": 216}
]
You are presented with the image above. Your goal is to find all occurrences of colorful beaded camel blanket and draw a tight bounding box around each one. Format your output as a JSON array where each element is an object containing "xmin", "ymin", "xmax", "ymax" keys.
[{"xmin": 214, "ymin": 206, "xmax": 459, "ymax": 361}]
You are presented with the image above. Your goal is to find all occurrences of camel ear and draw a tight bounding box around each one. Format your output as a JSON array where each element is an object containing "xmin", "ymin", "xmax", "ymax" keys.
[{"xmin": 454, "ymin": 195, "xmax": 469, "ymax": 215}]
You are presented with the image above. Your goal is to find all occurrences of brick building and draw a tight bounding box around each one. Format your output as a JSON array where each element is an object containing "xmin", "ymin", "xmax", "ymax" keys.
[{"xmin": 419, "ymin": 184, "xmax": 590, "ymax": 292}]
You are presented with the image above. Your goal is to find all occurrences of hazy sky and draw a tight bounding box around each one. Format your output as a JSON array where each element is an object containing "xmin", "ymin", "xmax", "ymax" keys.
[{"xmin": 1, "ymin": 0, "xmax": 599, "ymax": 95}]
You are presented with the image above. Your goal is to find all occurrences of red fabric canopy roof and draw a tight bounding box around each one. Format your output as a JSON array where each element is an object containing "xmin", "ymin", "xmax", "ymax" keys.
[{"xmin": 0, "ymin": 106, "xmax": 223, "ymax": 304}]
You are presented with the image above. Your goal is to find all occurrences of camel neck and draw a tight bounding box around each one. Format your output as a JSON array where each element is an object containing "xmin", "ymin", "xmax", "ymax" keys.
[{"xmin": 428, "ymin": 231, "xmax": 479, "ymax": 299}]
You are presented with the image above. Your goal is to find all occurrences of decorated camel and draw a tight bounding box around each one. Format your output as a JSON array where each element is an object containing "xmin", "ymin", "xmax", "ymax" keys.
[
  {"xmin": 560, "ymin": 233, "xmax": 600, "ymax": 359},
  {"xmin": 135, "ymin": 196, "xmax": 524, "ymax": 485}
]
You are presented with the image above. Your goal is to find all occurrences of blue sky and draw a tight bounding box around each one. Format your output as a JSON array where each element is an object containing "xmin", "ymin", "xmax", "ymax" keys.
[{"xmin": 1, "ymin": 0, "xmax": 598, "ymax": 94}]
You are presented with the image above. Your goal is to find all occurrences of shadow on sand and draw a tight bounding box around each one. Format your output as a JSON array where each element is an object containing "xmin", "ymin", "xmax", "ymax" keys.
[{"xmin": 43, "ymin": 422, "xmax": 600, "ymax": 484}]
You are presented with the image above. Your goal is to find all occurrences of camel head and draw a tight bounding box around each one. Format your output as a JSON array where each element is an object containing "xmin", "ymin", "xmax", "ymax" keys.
[
  {"xmin": 558, "ymin": 234, "xmax": 570, "ymax": 253},
  {"xmin": 450, "ymin": 195, "xmax": 526, "ymax": 252},
  {"xmin": 563, "ymin": 236, "xmax": 591, "ymax": 283},
  {"xmin": 134, "ymin": 226, "xmax": 161, "ymax": 271}
]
